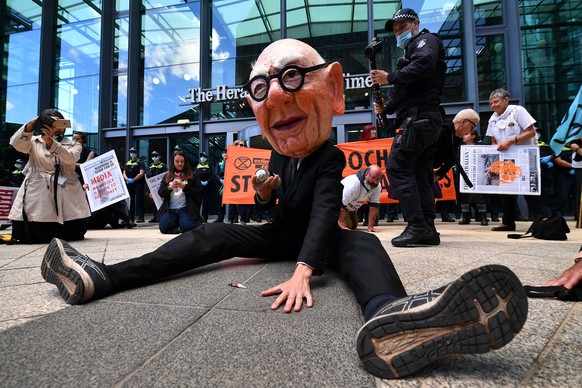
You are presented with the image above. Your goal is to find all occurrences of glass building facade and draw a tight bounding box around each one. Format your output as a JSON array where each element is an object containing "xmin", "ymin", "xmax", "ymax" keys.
[{"xmin": 1, "ymin": 0, "xmax": 581, "ymax": 167}]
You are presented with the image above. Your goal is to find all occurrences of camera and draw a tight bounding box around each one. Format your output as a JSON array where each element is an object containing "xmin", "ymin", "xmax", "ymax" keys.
[{"xmin": 364, "ymin": 37, "xmax": 383, "ymax": 59}]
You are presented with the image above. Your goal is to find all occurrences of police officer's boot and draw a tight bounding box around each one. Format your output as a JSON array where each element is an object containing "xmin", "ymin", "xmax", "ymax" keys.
[
  {"xmin": 458, "ymin": 204, "xmax": 471, "ymax": 225},
  {"xmin": 477, "ymin": 204, "xmax": 489, "ymax": 226},
  {"xmin": 420, "ymin": 217, "xmax": 440, "ymax": 245},
  {"xmin": 391, "ymin": 219, "xmax": 436, "ymax": 247}
]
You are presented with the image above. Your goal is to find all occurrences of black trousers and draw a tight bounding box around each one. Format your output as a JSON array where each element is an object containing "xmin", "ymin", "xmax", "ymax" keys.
[
  {"xmin": 127, "ymin": 183, "xmax": 144, "ymax": 221},
  {"xmin": 387, "ymin": 112, "xmax": 442, "ymax": 222},
  {"xmin": 107, "ymin": 223, "xmax": 407, "ymax": 309},
  {"xmin": 12, "ymin": 219, "xmax": 87, "ymax": 244}
]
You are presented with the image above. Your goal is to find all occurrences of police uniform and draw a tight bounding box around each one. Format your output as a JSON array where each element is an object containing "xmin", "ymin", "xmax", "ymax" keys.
[
  {"xmin": 382, "ymin": 9, "xmax": 446, "ymax": 246},
  {"xmin": 147, "ymin": 162, "xmax": 167, "ymax": 178},
  {"xmin": 11, "ymin": 159, "xmax": 26, "ymax": 187},
  {"xmin": 196, "ymin": 153, "xmax": 216, "ymax": 222},
  {"xmin": 124, "ymin": 154, "xmax": 146, "ymax": 222}
]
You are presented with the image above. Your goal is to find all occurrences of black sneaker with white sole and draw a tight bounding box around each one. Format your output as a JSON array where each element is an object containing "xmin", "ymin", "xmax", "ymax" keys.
[
  {"xmin": 356, "ymin": 264, "xmax": 528, "ymax": 379},
  {"xmin": 41, "ymin": 238, "xmax": 112, "ymax": 304}
]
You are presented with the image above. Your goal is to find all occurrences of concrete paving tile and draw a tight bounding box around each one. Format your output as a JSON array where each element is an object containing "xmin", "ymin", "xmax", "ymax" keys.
[
  {"xmin": 105, "ymin": 257, "xmax": 269, "ymax": 308},
  {"xmin": 122, "ymin": 308, "xmax": 375, "ymax": 387},
  {"xmin": 523, "ymin": 303, "xmax": 582, "ymax": 386},
  {"xmin": 0, "ymin": 302, "xmax": 206, "ymax": 386},
  {"xmin": 216, "ymin": 261, "xmax": 362, "ymax": 319},
  {"xmin": 0, "ymin": 283, "xmax": 68, "ymax": 325},
  {"xmin": 1, "ymin": 254, "xmax": 45, "ymax": 270},
  {"xmin": 0, "ymin": 266, "xmax": 45, "ymax": 286}
]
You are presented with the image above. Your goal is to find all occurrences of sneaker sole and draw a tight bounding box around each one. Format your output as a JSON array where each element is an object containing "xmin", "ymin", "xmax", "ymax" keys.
[
  {"xmin": 356, "ymin": 264, "xmax": 528, "ymax": 379},
  {"xmin": 41, "ymin": 239, "xmax": 95, "ymax": 304}
]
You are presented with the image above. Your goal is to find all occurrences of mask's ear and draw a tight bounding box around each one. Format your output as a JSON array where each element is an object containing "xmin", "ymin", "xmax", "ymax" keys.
[{"xmin": 326, "ymin": 62, "xmax": 346, "ymax": 116}]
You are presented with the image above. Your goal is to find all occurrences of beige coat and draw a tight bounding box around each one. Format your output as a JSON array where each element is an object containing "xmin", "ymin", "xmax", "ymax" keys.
[{"xmin": 9, "ymin": 126, "xmax": 91, "ymax": 224}]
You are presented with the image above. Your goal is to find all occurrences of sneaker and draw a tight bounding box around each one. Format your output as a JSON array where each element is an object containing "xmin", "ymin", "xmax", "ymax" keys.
[
  {"xmin": 356, "ymin": 265, "xmax": 528, "ymax": 379},
  {"xmin": 41, "ymin": 238, "xmax": 112, "ymax": 304}
]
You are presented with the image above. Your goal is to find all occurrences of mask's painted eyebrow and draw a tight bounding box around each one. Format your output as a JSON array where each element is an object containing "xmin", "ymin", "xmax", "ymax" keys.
[{"xmin": 250, "ymin": 52, "xmax": 306, "ymax": 77}]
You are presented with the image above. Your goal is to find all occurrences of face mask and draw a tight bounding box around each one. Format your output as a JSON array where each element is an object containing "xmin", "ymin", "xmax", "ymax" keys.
[
  {"xmin": 397, "ymin": 28, "xmax": 413, "ymax": 49},
  {"xmin": 152, "ymin": 156, "xmax": 160, "ymax": 162},
  {"xmin": 222, "ymin": 154, "xmax": 226, "ymax": 160},
  {"xmin": 130, "ymin": 153, "xmax": 137, "ymax": 159},
  {"xmin": 200, "ymin": 157, "xmax": 207, "ymax": 163},
  {"xmin": 15, "ymin": 164, "xmax": 23, "ymax": 170},
  {"xmin": 53, "ymin": 132, "xmax": 64, "ymax": 142}
]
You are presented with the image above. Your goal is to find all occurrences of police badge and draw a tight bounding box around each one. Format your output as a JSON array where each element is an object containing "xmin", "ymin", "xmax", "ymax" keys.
[{"xmin": 417, "ymin": 39, "xmax": 427, "ymax": 48}]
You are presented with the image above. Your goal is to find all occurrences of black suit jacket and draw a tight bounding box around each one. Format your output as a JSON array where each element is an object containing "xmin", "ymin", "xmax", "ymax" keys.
[{"xmin": 256, "ymin": 140, "xmax": 346, "ymax": 274}]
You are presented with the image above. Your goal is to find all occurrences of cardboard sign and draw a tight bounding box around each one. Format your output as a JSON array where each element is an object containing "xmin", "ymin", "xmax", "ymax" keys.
[
  {"xmin": 80, "ymin": 150, "xmax": 130, "ymax": 212},
  {"xmin": 222, "ymin": 145, "xmax": 271, "ymax": 204},
  {"xmin": 0, "ymin": 186, "xmax": 19, "ymax": 225}
]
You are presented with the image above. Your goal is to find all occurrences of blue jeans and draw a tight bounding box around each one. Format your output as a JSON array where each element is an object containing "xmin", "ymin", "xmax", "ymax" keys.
[{"xmin": 159, "ymin": 208, "xmax": 202, "ymax": 234}]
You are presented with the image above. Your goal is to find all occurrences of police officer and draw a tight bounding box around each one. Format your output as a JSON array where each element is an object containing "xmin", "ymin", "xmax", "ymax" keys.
[
  {"xmin": 146, "ymin": 150, "xmax": 168, "ymax": 222},
  {"xmin": 11, "ymin": 158, "xmax": 26, "ymax": 187},
  {"xmin": 370, "ymin": 8, "xmax": 446, "ymax": 247},
  {"xmin": 123, "ymin": 147, "xmax": 146, "ymax": 223},
  {"xmin": 196, "ymin": 151, "xmax": 216, "ymax": 222}
]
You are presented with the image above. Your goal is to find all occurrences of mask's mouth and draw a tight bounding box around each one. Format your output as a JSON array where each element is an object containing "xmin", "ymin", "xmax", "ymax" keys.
[{"xmin": 272, "ymin": 116, "xmax": 304, "ymax": 131}]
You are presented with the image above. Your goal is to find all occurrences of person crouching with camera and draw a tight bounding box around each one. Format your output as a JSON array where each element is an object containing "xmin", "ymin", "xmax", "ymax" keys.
[
  {"xmin": 8, "ymin": 109, "xmax": 91, "ymax": 244},
  {"xmin": 157, "ymin": 150, "xmax": 203, "ymax": 234}
]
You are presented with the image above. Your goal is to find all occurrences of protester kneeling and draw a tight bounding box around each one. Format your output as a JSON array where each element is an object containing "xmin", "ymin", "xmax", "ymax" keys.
[{"xmin": 157, "ymin": 150, "xmax": 203, "ymax": 234}]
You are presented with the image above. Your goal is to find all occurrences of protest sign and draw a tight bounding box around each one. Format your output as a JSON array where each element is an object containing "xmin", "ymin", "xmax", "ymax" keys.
[
  {"xmin": 459, "ymin": 145, "xmax": 541, "ymax": 195},
  {"xmin": 336, "ymin": 139, "xmax": 456, "ymax": 203},
  {"xmin": 146, "ymin": 174, "xmax": 166, "ymax": 210},
  {"xmin": 0, "ymin": 186, "xmax": 19, "ymax": 226},
  {"xmin": 80, "ymin": 150, "xmax": 130, "ymax": 212},
  {"xmin": 222, "ymin": 145, "xmax": 271, "ymax": 204}
]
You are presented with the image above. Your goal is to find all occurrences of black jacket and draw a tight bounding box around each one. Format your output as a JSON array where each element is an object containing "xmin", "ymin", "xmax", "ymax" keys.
[
  {"xmin": 255, "ymin": 140, "xmax": 345, "ymax": 274},
  {"xmin": 386, "ymin": 29, "xmax": 446, "ymax": 118},
  {"xmin": 157, "ymin": 173, "xmax": 203, "ymax": 221}
]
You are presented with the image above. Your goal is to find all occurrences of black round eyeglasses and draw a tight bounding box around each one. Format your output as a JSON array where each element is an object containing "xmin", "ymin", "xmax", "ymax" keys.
[{"xmin": 243, "ymin": 62, "xmax": 331, "ymax": 102}]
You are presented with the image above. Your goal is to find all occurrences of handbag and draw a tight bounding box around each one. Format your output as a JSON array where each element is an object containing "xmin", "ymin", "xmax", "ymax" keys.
[{"xmin": 507, "ymin": 214, "xmax": 570, "ymax": 241}]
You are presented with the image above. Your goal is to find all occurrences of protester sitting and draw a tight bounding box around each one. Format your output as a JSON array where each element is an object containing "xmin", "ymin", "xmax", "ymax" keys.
[
  {"xmin": 9, "ymin": 109, "xmax": 90, "ymax": 243},
  {"xmin": 158, "ymin": 150, "xmax": 203, "ymax": 234},
  {"xmin": 41, "ymin": 37, "xmax": 527, "ymax": 380}
]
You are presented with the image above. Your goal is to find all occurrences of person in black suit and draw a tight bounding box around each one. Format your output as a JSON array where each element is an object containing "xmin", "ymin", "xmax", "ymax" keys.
[{"xmin": 41, "ymin": 38, "xmax": 527, "ymax": 379}]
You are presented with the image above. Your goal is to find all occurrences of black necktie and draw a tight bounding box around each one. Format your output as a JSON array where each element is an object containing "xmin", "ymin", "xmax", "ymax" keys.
[{"xmin": 284, "ymin": 158, "xmax": 297, "ymax": 188}]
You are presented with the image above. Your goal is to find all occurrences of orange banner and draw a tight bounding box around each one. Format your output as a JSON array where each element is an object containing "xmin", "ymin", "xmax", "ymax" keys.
[
  {"xmin": 222, "ymin": 145, "xmax": 271, "ymax": 205},
  {"xmin": 222, "ymin": 140, "xmax": 456, "ymax": 204},
  {"xmin": 336, "ymin": 139, "xmax": 456, "ymax": 203}
]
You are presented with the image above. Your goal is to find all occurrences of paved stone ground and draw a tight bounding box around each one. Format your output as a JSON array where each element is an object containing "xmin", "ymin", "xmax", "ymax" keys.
[{"xmin": 1, "ymin": 218, "xmax": 581, "ymax": 387}]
